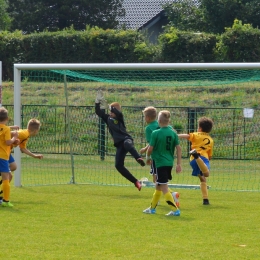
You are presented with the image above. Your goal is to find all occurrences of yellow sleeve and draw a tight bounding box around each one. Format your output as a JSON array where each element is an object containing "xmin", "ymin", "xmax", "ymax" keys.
[{"xmin": 15, "ymin": 130, "xmax": 30, "ymax": 149}]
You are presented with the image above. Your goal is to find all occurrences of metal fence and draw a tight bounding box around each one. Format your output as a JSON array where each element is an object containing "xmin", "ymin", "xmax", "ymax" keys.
[{"xmin": 7, "ymin": 105, "xmax": 259, "ymax": 161}]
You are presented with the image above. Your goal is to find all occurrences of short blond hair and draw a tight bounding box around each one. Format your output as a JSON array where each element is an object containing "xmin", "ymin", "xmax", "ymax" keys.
[
  {"xmin": 110, "ymin": 102, "xmax": 121, "ymax": 111},
  {"xmin": 27, "ymin": 119, "xmax": 41, "ymax": 131},
  {"xmin": 158, "ymin": 110, "xmax": 171, "ymax": 124},
  {"xmin": 142, "ymin": 106, "xmax": 157, "ymax": 120}
]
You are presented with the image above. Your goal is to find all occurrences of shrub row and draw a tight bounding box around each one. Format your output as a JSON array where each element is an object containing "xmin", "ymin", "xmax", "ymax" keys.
[{"xmin": 1, "ymin": 20, "xmax": 260, "ymax": 80}]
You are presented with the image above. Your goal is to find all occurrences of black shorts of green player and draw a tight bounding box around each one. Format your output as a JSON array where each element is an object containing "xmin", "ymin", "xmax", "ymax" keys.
[{"xmin": 155, "ymin": 166, "xmax": 172, "ymax": 184}]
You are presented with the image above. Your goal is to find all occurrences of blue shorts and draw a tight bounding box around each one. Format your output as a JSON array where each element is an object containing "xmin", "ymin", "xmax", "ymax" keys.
[
  {"xmin": 9, "ymin": 154, "xmax": 15, "ymax": 164},
  {"xmin": 190, "ymin": 156, "xmax": 210, "ymax": 176},
  {"xmin": 0, "ymin": 158, "xmax": 10, "ymax": 173}
]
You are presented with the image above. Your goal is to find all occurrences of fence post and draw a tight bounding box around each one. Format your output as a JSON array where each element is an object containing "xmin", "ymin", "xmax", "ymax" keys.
[
  {"xmin": 187, "ymin": 108, "xmax": 196, "ymax": 154},
  {"xmin": 0, "ymin": 61, "xmax": 2, "ymax": 107},
  {"xmin": 98, "ymin": 110, "xmax": 106, "ymax": 160}
]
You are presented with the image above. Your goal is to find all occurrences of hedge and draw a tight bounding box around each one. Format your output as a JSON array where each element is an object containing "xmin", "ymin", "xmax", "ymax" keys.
[{"xmin": 1, "ymin": 20, "xmax": 260, "ymax": 80}]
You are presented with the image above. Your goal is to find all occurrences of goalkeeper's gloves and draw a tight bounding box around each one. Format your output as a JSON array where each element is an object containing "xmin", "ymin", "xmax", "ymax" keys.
[
  {"xmin": 95, "ymin": 90, "xmax": 104, "ymax": 103},
  {"xmin": 100, "ymin": 99, "xmax": 110, "ymax": 110}
]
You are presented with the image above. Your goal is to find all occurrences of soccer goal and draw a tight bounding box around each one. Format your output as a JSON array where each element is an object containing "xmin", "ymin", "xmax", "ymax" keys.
[
  {"xmin": 0, "ymin": 61, "xmax": 2, "ymax": 106},
  {"xmin": 13, "ymin": 63, "xmax": 260, "ymax": 191}
]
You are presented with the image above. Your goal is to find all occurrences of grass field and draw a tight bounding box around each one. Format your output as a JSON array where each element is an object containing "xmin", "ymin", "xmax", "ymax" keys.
[
  {"xmin": 1, "ymin": 184, "xmax": 260, "ymax": 260},
  {"xmin": 2, "ymin": 72, "xmax": 260, "ymax": 259}
]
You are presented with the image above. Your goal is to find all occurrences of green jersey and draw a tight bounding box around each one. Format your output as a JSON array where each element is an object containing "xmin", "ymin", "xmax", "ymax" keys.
[
  {"xmin": 145, "ymin": 121, "xmax": 175, "ymax": 143},
  {"xmin": 145, "ymin": 120, "xmax": 159, "ymax": 143},
  {"xmin": 150, "ymin": 126, "xmax": 180, "ymax": 168}
]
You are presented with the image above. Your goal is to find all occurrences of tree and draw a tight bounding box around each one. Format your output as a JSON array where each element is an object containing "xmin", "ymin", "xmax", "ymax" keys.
[
  {"xmin": 163, "ymin": 0, "xmax": 206, "ymax": 32},
  {"xmin": 0, "ymin": 0, "xmax": 11, "ymax": 30},
  {"xmin": 8, "ymin": 0, "xmax": 125, "ymax": 32},
  {"xmin": 216, "ymin": 19, "xmax": 260, "ymax": 62},
  {"xmin": 164, "ymin": 0, "xmax": 260, "ymax": 34}
]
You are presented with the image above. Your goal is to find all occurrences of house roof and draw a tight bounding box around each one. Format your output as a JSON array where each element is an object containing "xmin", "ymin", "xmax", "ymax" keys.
[{"xmin": 118, "ymin": 0, "xmax": 199, "ymax": 30}]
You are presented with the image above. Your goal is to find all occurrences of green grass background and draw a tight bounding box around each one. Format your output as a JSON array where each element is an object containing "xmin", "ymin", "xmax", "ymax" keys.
[
  {"xmin": 1, "ymin": 184, "xmax": 259, "ymax": 260},
  {"xmin": 2, "ymin": 73, "xmax": 260, "ymax": 259}
]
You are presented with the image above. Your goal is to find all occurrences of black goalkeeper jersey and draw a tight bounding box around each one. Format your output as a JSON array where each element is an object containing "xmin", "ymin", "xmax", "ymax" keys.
[{"xmin": 95, "ymin": 103, "xmax": 133, "ymax": 146}]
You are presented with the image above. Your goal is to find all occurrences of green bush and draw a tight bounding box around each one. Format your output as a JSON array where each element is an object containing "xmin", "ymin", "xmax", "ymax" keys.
[
  {"xmin": 159, "ymin": 27, "xmax": 217, "ymax": 62},
  {"xmin": 0, "ymin": 27, "xmax": 157, "ymax": 80},
  {"xmin": 215, "ymin": 19, "xmax": 260, "ymax": 62},
  {"xmin": 2, "ymin": 21, "xmax": 260, "ymax": 81}
]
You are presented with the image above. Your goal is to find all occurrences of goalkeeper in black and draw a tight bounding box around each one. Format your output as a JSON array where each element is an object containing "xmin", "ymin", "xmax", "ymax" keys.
[{"xmin": 95, "ymin": 90, "xmax": 145, "ymax": 191}]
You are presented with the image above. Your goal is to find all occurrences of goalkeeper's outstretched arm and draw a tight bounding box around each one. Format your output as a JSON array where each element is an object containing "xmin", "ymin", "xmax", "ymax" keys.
[{"xmin": 95, "ymin": 101, "xmax": 109, "ymax": 122}]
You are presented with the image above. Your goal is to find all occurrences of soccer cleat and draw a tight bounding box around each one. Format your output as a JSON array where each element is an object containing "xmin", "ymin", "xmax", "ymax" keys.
[
  {"xmin": 134, "ymin": 181, "xmax": 142, "ymax": 191},
  {"xmin": 143, "ymin": 207, "xmax": 156, "ymax": 214},
  {"xmin": 172, "ymin": 192, "xmax": 180, "ymax": 208},
  {"xmin": 2, "ymin": 201, "xmax": 14, "ymax": 207},
  {"xmin": 203, "ymin": 199, "xmax": 210, "ymax": 205},
  {"xmin": 166, "ymin": 209, "xmax": 180, "ymax": 216},
  {"xmin": 137, "ymin": 158, "xmax": 145, "ymax": 167},
  {"xmin": 0, "ymin": 199, "xmax": 2, "ymax": 205},
  {"xmin": 189, "ymin": 149, "xmax": 200, "ymax": 159}
]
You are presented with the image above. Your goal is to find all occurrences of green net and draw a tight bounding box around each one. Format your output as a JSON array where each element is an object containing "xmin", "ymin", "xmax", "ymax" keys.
[{"xmin": 8, "ymin": 68, "xmax": 260, "ymax": 191}]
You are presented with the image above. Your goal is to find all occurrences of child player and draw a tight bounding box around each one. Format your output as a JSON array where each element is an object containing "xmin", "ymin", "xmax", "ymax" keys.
[
  {"xmin": 140, "ymin": 106, "xmax": 180, "ymax": 207},
  {"xmin": 143, "ymin": 110, "xmax": 182, "ymax": 216},
  {"xmin": 178, "ymin": 117, "xmax": 214, "ymax": 205},
  {"xmin": 0, "ymin": 119, "xmax": 43, "ymax": 204},
  {"xmin": 95, "ymin": 90, "xmax": 145, "ymax": 191},
  {"xmin": 0, "ymin": 107, "xmax": 18, "ymax": 207}
]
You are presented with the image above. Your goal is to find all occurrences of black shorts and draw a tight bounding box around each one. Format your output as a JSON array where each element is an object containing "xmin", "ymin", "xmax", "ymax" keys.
[
  {"xmin": 149, "ymin": 160, "xmax": 157, "ymax": 175},
  {"xmin": 156, "ymin": 166, "xmax": 172, "ymax": 184}
]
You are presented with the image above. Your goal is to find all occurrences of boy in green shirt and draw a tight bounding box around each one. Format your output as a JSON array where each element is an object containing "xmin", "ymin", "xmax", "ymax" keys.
[
  {"xmin": 143, "ymin": 110, "xmax": 182, "ymax": 216},
  {"xmin": 140, "ymin": 106, "xmax": 180, "ymax": 207}
]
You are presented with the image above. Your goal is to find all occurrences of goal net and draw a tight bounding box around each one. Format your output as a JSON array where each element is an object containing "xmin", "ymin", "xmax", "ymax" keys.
[{"xmin": 12, "ymin": 63, "xmax": 260, "ymax": 191}]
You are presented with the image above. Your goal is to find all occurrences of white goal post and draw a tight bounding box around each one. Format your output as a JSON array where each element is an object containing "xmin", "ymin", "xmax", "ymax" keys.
[
  {"xmin": 0, "ymin": 61, "xmax": 2, "ymax": 106},
  {"xmin": 13, "ymin": 62, "xmax": 260, "ymax": 187}
]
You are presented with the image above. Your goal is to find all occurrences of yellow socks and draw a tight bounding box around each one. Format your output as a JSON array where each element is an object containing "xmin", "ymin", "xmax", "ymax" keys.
[
  {"xmin": 161, "ymin": 187, "xmax": 173, "ymax": 200},
  {"xmin": 151, "ymin": 190, "xmax": 162, "ymax": 209},
  {"xmin": 200, "ymin": 182, "xmax": 208, "ymax": 199},
  {"xmin": 2, "ymin": 180, "xmax": 10, "ymax": 201},
  {"xmin": 196, "ymin": 158, "xmax": 209, "ymax": 175},
  {"xmin": 164, "ymin": 191, "xmax": 178, "ymax": 210}
]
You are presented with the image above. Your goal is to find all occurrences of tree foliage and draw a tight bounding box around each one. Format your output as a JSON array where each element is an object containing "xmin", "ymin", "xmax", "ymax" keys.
[
  {"xmin": 163, "ymin": 0, "xmax": 206, "ymax": 32},
  {"xmin": 8, "ymin": 0, "xmax": 125, "ymax": 33},
  {"xmin": 0, "ymin": 0, "xmax": 12, "ymax": 30},
  {"xmin": 216, "ymin": 19, "xmax": 260, "ymax": 62},
  {"xmin": 164, "ymin": 0, "xmax": 260, "ymax": 34}
]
